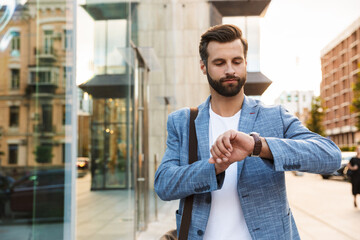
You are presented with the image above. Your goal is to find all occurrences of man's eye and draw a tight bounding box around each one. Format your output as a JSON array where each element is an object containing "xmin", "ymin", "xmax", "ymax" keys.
[
  {"xmin": 215, "ymin": 62, "xmax": 223, "ymax": 66},
  {"xmin": 234, "ymin": 61, "xmax": 241, "ymax": 65}
]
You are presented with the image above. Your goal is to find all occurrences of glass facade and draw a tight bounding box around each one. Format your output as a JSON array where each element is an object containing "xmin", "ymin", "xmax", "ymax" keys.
[
  {"xmin": 1, "ymin": 0, "xmax": 156, "ymax": 239},
  {"xmin": 0, "ymin": 0, "xmax": 76, "ymax": 239}
]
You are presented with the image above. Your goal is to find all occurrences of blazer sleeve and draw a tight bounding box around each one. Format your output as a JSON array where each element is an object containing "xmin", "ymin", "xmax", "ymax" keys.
[
  {"xmin": 265, "ymin": 105, "xmax": 341, "ymax": 174},
  {"xmin": 154, "ymin": 111, "xmax": 224, "ymax": 201}
]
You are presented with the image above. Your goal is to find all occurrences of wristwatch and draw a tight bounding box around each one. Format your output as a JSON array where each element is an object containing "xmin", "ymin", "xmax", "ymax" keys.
[{"xmin": 249, "ymin": 132, "xmax": 262, "ymax": 157}]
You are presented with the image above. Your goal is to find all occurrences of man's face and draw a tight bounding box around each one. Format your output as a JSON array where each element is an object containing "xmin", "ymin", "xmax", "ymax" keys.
[{"xmin": 200, "ymin": 39, "xmax": 247, "ymax": 97}]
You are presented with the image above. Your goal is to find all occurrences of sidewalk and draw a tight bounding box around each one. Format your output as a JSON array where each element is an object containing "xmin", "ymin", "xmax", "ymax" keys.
[
  {"xmin": 137, "ymin": 200, "xmax": 178, "ymax": 240},
  {"xmin": 138, "ymin": 172, "xmax": 360, "ymax": 240}
]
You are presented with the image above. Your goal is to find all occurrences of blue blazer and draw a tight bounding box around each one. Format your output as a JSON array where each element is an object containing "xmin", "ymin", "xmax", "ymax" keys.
[{"xmin": 155, "ymin": 96, "xmax": 341, "ymax": 240}]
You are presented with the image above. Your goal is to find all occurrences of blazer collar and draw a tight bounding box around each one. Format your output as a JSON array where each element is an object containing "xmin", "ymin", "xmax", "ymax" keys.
[{"xmin": 194, "ymin": 95, "xmax": 259, "ymax": 161}]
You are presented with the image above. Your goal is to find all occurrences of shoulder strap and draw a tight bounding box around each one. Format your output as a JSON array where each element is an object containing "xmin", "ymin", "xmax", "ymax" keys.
[{"xmin": 179, "ymin": 107, "xmax": 198, "ymax": 240}]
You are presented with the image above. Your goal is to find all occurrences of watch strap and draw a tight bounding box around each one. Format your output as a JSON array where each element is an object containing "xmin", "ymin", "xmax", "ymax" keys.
[{"xmin": 250, "ymin": 132, "xmax": 262, "ymax": 157}]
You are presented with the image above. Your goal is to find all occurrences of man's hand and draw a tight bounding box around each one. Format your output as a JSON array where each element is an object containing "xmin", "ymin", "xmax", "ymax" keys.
[{"xmin": 209, "ymin": 130, "xmax": 254, "ymax": 174}]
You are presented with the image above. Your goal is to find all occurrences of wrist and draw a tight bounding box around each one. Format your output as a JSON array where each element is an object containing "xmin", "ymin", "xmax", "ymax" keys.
[{"xmin": 249, "ymin": 132, "xmax": 262, "ymax": 157}]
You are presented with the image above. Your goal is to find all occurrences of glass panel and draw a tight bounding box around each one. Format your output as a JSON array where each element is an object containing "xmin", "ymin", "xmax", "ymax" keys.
[
  {"xmin": 76, "ymin": 1, "xmax": 139, "ymax": 239},
  {"xmin": 0, "ymin": 0, "xmax": 75, "ymax": 239}
]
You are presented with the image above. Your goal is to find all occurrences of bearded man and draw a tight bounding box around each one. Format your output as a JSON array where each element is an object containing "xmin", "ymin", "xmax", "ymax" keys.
[{"xmin": 155, "ymin": 24, "xmax": 341, "ymax": 240}]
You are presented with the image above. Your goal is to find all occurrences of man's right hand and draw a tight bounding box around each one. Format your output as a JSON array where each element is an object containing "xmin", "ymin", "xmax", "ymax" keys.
[{"xmin": 208, "ymin": 129, "xmax": 254, "ymax": 174}]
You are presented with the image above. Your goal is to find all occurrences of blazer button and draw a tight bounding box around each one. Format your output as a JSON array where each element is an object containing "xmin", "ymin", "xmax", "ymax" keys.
[{"xmin": 197, "ymin": 230, "xmax": 204, "ymax": 236}]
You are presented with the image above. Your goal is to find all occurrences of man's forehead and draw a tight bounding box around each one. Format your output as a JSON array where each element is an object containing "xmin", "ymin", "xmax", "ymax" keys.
[{"xmin": 207, "ymin": 39, "xmax": 244, "ymax": 59}]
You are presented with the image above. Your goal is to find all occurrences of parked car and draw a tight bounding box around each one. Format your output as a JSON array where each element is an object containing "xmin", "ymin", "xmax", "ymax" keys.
[
  {"xmin": 77, "ymin": 157, "xmax": 89, "ymax": 170},
  {"xmin": 0, "ymin": 174, "xmax": 15, "ymax": 218},
  {"xmin": 321, "ymin": 151, "xmax": 356, "ymax": 180},
  {"xmin": 7, "ymin": 169, "xmax": 64, "ymax": 220}
]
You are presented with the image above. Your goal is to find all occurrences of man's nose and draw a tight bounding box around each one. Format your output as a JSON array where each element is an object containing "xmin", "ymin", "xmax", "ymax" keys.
[{"xmin": 225, "ymin": 64, "xmax": 235, "ymax": 75}]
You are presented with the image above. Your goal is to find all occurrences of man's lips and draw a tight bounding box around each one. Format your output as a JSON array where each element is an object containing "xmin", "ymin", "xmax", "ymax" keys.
[{"xmin": 221, "ymin": 78, "xmax": 239, "ymax": 83}]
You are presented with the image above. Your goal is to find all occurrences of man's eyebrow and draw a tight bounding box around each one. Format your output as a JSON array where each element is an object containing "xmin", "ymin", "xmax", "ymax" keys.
[
  {"xmin": 211, "ymin": 56, "xmax": 244, "ymax": 63},
  {"xmin": 211, "ymin": 58, "xmax": 225, "ymax": 63}
]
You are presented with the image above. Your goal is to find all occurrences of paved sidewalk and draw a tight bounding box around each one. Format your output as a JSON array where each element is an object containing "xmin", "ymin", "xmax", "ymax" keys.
[
  {"xmin": 137, "ymin": 200, "xmax": 178, "ymax": 240},
  {"xmin": 138, "ymin": 172, "xmax": 360, "ymax": 240}
]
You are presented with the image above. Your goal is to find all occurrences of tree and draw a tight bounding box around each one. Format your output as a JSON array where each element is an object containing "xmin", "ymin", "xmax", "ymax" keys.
[
  {"xmin": 306, "ymin": 96, "xmax": 325, "ymax": 136},
  {"xmin": 351, "ymin": 63, "xmax": 360, "ymax": 130},
  {"xmin": 34, "ymin": 145, "xmax": 53, "ymax": 163}
]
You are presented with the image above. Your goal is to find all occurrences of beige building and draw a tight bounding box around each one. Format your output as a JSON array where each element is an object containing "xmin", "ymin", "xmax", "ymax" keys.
[
  {"xmin": 0, "ymin": 0, "xmax": 72, "ymax": 171},
  {"xmin": 320, "ymin": 17, "xmax": 360, "ymax": 148}
]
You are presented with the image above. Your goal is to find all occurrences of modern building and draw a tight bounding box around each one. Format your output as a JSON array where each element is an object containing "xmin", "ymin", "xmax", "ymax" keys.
[
  {"xmin": 320, "ymin": 17, "xmax": 360, "ymax": 148},
  {"xmin": 0, "ymin": 0, "xmax": 272, "ymax": 239},
  {"xmin": 274, "ymin": 90, "xmax": 314, "ymax": 124}
]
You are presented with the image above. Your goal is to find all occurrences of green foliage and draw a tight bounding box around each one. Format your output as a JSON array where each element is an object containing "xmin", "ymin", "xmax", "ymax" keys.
[
  {"xmin": 340, "ymin": 146, "xmax": 356, "ymax": 151},
  {"xmin": 306, "ymin": 96, "xmax": 325, "ymax": 136},
  {"xmin": 34, "ymin": 145, "xmax": 53, "ymax": 163},
  {"xmin": 351, "ymin": 64, "xmax": 360, "ymax": 129}
]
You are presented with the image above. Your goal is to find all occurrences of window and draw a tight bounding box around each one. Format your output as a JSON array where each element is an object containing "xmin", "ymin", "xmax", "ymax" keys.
[
  {"xmin": 287, "ymin": 94, "xmax": 291, "ymax": 102},
  {"xmin": 9, "ymin": 106, "xmax": 19, "ymax": 127},
  {"xmin": 42, "ymin": 104, "xmax": 53, "ymax": 132},
  {"xmin": 39, "ymin": 72, "xmax": 51, "ymax": 83},
  {"xmin": 11, "ymin": 69, "xmax": 20, "ymax": 89},
  {"xmin": 63, "ymin": 29, "xmax": 73, "ymax": 51},
  {"xmin": 8, "ymin": 144, "xmax": 18, "ymax": 164},
  {"xmin": 62, "ymin": 105, "xmax": 66, "ymax": 125},
  {"xmin": 63, "ymin": 66, "xmax": 72, "ymax": 88},
  {"xmin": 11, "ymin": 31, "xmax": 20, "ymax": 56},
  {"xmin": 44, "ymin": 30, "xmax": 53, "ymax": 54},
  {"xmin": 62, "ymin": 143, "xmax": 66, "ymax": 163},
  {"xmin": 30, "ymin": 71, "xmax": 52, "ymax": 84}
]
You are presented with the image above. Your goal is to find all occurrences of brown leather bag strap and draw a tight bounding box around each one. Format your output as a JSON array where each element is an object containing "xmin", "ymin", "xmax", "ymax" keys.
[{"xmin": 178, "ymin": 107, "xmax": 198, "ymax": 240}]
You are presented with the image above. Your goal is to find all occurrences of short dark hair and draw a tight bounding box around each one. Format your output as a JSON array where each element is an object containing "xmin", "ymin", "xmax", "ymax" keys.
[{"xmin": 199, "ymin": 24, "xmax": 248, "ymax": 64}]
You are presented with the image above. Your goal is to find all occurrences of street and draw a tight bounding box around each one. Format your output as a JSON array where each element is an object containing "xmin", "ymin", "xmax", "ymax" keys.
[
  {"xmin": 139, "ymin": 172, "xmax": 360, "ymax": 240},
  {"xmin": 286, "ymin": 172, "xmax": 359, "ymax": 240}
]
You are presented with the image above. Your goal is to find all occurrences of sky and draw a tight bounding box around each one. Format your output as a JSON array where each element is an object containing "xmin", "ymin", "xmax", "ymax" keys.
[{"xmin": 252, "ymin": 0, "xmax": 360, "ymax": 104}]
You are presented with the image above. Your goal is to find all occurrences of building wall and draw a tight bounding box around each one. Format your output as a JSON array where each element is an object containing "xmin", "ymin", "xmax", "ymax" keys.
[
  {"xmin": 320, "ymin": 17, "xmax": 360, "ymax": 148},
  {"xmin": 138, "ymin": 0, "xmax": 212, "ymax": 188},
  {"xmin": 274, "ymin": 90, "xmax": 314, "ymax": 124},
  {"xmin": 0, "ymin": 3, "xmax": 69, "ymax": 169}
]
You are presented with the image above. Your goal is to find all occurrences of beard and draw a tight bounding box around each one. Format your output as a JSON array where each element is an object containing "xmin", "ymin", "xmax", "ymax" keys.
[{"xmin": 206, "ymin": 71, "xmax": 246, "ymax": 97}]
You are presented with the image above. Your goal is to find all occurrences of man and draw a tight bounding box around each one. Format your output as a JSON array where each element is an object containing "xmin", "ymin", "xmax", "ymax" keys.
[{"xmin": 154, "ymin": 24, "xmax": 341, "ymax": 239}]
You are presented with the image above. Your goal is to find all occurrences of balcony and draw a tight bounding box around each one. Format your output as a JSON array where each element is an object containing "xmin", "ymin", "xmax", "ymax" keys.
[
  {"xmin": 26, "ymin": 82, "xmax": 58, "ymax": 95},
  {"xmin": 209, "ymin": 0, "xmax": 271, "ymax": 17},
  {"xmin": 33, "ymin": 124, "xmax": 56, "ymax": 135},
  {"xmin": 35, "ymin": 47, "xmax": 57, "ymax": 64}
]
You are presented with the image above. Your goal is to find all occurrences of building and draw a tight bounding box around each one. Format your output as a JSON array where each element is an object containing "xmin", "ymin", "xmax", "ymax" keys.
[
  {"xmin": 320, "ymin": 17, "xmax": 360, "ymax": 148},
  {"xmin": 0, "ymin": 1, "xmax": 71, "ymax": 172},
  {"xmin": 274, "ymin": 90, "xmax": 314, "ymax": 124}
]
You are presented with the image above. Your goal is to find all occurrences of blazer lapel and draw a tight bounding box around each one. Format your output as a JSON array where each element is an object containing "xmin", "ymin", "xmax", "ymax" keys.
[
  {"xmin": 195, "ymin": 97, "xmax": 211, "ymax": 161},
  {"xmin": 237, "ymin": 96, "xmax": 259, "ymax": 177}
]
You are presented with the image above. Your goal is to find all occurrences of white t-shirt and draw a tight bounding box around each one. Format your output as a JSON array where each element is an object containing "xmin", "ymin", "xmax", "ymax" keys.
[{"xmin": 203, "ymin": 106, "xmax": 252, "ymax": 240}]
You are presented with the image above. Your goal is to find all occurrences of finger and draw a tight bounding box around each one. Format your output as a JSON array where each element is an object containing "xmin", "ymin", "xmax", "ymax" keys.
[
  {"xmin": 212, "ymin": 144, "xmax": 226, "ymax": 161},
  {"xmin": 210, "ymin": 148, "xmax": 220, "ymax": 162},
  {"xmin": 222, "ymin": 135, "xmax": 233, "ymax": 154},
  {"xmin": 217, "ymin": 137, "xmax": 231, "ymax": 158},
  {"xmin": 209, "ymin": 157, "xmax": 215, "ymax": 164}
]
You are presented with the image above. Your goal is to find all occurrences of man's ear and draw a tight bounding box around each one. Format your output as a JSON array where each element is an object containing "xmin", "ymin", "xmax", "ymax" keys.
[{"xmin": 200, "ymin": 60, "xmax": 207, "ymax": 75}]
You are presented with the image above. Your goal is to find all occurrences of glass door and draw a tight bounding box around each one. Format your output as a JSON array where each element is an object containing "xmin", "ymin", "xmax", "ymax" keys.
[{"xmin": 91, "ymin": 98, "xmax": 132, "ymax": 189}]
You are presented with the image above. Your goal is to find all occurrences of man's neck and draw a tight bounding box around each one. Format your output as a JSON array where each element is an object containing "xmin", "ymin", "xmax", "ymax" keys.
[{"xmin": 210, "ymin": 90, "xmax": 244, "ymax": 117}]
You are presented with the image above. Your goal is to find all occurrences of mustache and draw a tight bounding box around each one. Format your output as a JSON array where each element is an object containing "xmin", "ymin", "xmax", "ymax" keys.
[{"xmin": 219, "ymin": 76, "xmax": 241, "ymax": 82}]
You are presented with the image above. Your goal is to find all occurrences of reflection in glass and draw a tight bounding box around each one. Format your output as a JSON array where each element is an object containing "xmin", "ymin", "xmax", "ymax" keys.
[{"xmin": 0, "ymin": 0, "xmax": 74, "ymax": 239}]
